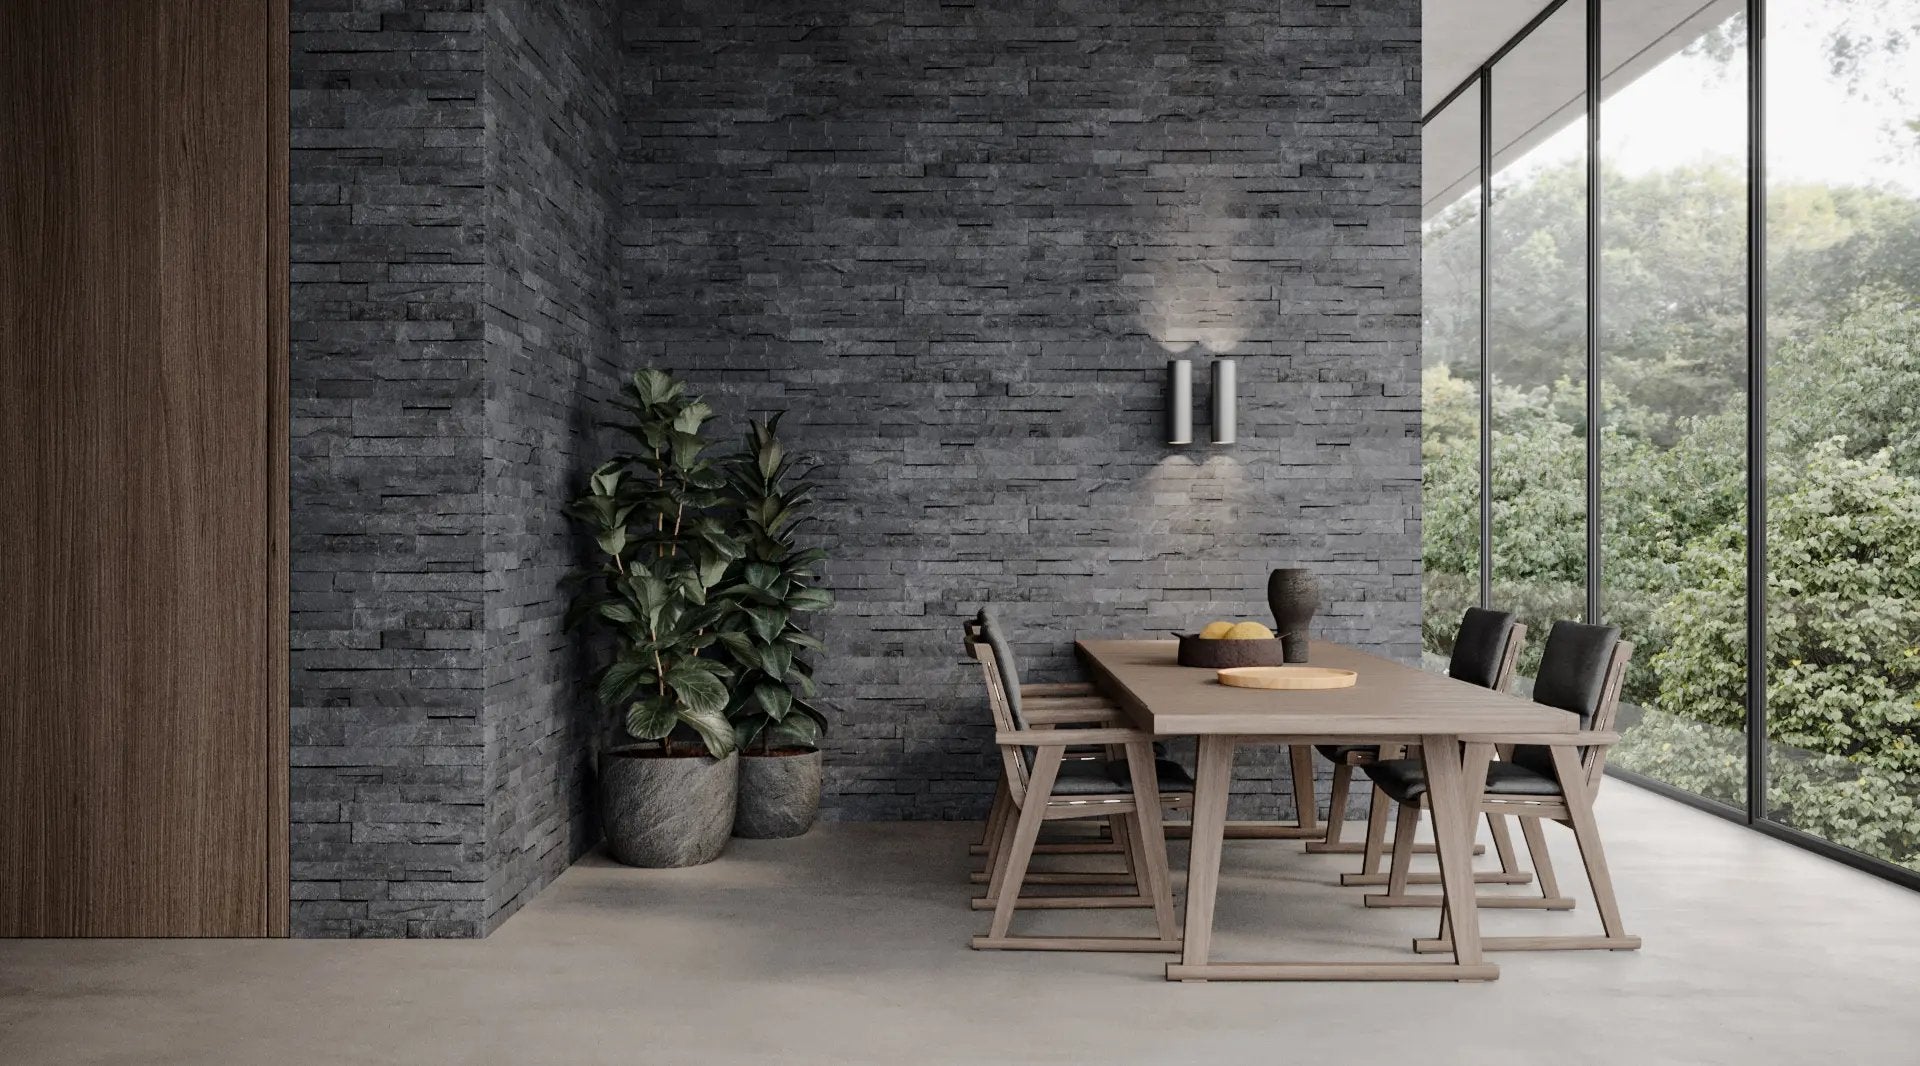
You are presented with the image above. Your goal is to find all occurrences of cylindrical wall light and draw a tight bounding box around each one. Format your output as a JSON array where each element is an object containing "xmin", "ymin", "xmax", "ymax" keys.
[
  {"xmin": 1166, "ymin": 359, "xmax": 1192, "ymax": 445},
  {"xmin": 1211, "ymin": 359, "xmax": 1236, "ymax": 444}
]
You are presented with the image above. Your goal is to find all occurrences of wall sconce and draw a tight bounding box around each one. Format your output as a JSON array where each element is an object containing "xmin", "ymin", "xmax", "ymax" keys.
[
  {"xmin": 1166, "ymin": 359, "xmax": 1192, "ymax": 445},
  {"xmin": 1211, "ymin": 359, "xmax": 1236, "ymax": 444}
]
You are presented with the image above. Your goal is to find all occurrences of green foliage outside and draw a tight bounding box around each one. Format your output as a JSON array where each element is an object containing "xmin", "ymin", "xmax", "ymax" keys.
[{"xmin": 1422, "ymin": 159, "xmax": 1920, "ymax": 870}]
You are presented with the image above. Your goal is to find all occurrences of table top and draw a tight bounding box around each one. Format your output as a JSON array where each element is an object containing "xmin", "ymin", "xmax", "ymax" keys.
[{"xmin": 1075, "ymin": 639, "xmax": 1576, "ymax": 739}]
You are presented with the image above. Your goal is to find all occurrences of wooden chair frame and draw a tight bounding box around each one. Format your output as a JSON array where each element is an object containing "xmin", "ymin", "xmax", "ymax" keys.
[
  {"xmin": 1379, "ymin": 641, "xmax": 1643, "ymax": 953},
  {"xmin": 963, "ymin": 623, "xmax": 1133, "ymax": 890},
  {"xmin": 1328, "ymin": 622, "xmax": 1531, "ymax": 889},
  {"xmin": 965, "ymin": 631, "xmax": 1188, "ymax": 951}
]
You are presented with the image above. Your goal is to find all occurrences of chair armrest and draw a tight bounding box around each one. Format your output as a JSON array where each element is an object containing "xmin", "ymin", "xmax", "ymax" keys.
[
  {"xmin": 1021, "ymin": 682, "xmax": 1098, "ymax": 697},
  {"xmin": 997, "ymin": 728, "xmax": 1154, "ymax": 747},
  {"xmin": 1023, "ymin": 695, "xmax": 1114, "ymax": 710},
  {"xmin": 1023, "ymin": 705, "xmax": 1124, "ymax": 726},
  {"xmin": 1473, "ymin": 731, "xmax": 1620, "ymax": 746}
]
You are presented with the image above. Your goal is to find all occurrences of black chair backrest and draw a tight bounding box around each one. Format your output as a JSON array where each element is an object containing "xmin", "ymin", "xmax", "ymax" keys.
[
  {"xmin": 1448, "ymin": 607, "xmax": 1518, "ymax": 690},
  {"xmin": 1513, "ymin": 619, "xmax": 1622, "ymax": 778},
  {"xmin": 976, "ymin": 607, "xmax": 1029, "ymax": 732}
]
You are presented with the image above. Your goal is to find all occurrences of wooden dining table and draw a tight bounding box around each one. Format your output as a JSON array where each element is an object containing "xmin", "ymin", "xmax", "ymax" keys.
[{"xmin": 1075, "ymin": 638, "xmax": 1582, "ymax": 982}]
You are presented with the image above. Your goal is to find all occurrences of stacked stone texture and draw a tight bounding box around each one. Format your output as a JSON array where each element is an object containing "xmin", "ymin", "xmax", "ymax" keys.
[
  {"xmin": 481, "ymin": 0, "xmax": 623, "ymax": 935},
  {"xmin": 291, "ymin": 0, "xmax": 619, "ymax": 938},
  {"xmin": 619, "ymin": 0, "xmax": 1424, "ymax": 820},
  {"xmin": 290, "ymin": 0, "xmax": 1418, "ymax": 936}
]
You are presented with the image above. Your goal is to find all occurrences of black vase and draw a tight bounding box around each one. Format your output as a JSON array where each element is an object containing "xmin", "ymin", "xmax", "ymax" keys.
[{"xmin": 1266, "ymin": 568, "xmax": 1320, "ymax": 664}]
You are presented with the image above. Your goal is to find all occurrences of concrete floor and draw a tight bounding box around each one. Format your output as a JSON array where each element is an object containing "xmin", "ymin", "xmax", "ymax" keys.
[{"xmin": 4, "ymin": 782, "xmax": 1919, "ymax": 1066}]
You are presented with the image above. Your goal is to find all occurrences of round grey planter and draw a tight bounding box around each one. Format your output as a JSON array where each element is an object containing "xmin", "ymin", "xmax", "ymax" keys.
[
  {"xmin": 600, "ymin": 747, "xmax": 738, "ymax": 868},
  {"xmin": 734, "ymin": 750, "xmax": 823, "ymax": 839}
]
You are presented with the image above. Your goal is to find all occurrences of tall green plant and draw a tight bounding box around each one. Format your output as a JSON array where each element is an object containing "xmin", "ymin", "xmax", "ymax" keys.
[
  {"xmin": 568, "ymin": 369, "xmax": 741, "ymax": 757},
  {"xmin": 718, "ymin": 414, "xmax": 833, "ymax": 753}
]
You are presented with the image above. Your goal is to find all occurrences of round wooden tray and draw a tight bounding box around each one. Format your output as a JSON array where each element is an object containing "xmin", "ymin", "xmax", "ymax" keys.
[{"xmin": 1216, "ymin": 666, "xmax": 1357, "ymax": 690}]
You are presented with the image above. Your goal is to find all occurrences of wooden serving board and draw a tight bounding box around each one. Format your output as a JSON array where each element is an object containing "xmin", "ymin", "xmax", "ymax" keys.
[{"xmin": 1216, "ymin": 666, "xmax": 1358, "ymax": 691}]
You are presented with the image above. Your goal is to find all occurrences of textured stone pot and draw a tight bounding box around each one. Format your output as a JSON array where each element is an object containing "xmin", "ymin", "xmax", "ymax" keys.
[
  {"xmin": 734, "ymin": 749, "xmax": 823, "ymax": 839},
  {"xmin": 600, "ymin": 747, "xmax": 738, "ymax": 868},
  {"xmin": 1266, "ymin": 568, "xmax": 1322, "ymax": 664}
]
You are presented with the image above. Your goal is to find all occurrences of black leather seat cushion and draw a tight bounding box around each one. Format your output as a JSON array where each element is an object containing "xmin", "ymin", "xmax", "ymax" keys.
[
  {"xmin": 1449, "ymin": 607, "xmax": 1518, "ymax": 689},
  {"xmin": 1315, "ymin": 743, "xmax": 1379, "ymax": 764},
  {"xmin": 1362, "ymin": 757, "xmax": 1563, "ymax": 804},
  {"xmin": 1035, "ymin": 757, "xmax": 1193, "ymax": 796}
]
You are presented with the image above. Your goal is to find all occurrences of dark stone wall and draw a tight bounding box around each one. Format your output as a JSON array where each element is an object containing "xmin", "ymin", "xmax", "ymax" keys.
[
  {"xmin": 291, "ymin": 1, "xmax": 491, "ymax": 938},
  {"xmin": 290, "ymin": 0, "xmax": 620, "ymax": 938},
  {"xmin": 480, "ymin": 0, "xmax": 623, "ymax": 934},
  {"xmin": 619, "ymin": 0, "xmax": 1424, "ymax": 820}
]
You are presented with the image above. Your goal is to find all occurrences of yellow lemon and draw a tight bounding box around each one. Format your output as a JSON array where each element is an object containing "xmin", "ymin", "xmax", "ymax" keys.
[
  {"xmin": 1225, "ymin": 621, "xmax": 1275, "ymax": 640},
  {"xmin": 1198, "ymin": 621, "xmax": 1235, "ymax": 640}
]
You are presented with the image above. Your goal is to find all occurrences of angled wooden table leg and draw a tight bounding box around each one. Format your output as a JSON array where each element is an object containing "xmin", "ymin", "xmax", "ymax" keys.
[
  {"xmin": 1419, "ymin": 735, "xmax": 1496, "ymax": 980},
  {"xmin": 1168, "ymin": 734, "xmax": 1236, "ymax": 981}
]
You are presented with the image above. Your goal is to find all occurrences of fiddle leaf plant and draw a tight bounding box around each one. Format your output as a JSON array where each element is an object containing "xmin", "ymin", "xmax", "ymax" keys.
[
  {"xmin": 717, "ymin": 413, "xmax": 834, "ymax": 753},
  {"xmin": 567, "ymin": 369, "xmax": 742, "ymax": 758}
]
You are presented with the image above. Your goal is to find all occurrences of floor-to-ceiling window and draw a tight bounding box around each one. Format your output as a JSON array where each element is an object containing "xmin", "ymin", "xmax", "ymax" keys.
[
  {"xmin": 1420, "ymin": 87, "xmax": 1482, "ymax": 667},
  {"xmin": 1488, "ymin": 2, "xmax": 1589, "ymax": 680},
  {"xmin": 1763, "ymin": 0, "xmax": 1920, "ymax": 872},
  {"xmin": 1600, "ymin": 3, "xmax": 1751, "ymax": 808},
  {"xmin": 1423, "ymin": 0, "xmax": 1920, "ymax": 884}
]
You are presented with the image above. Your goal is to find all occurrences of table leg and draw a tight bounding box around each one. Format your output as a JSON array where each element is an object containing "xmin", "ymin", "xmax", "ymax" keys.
[
  {"xmin": 1169, "ymin": 734, "xmax": 1236, "ymax": 981},
  {"xmin": 1420, "ymin": 736, "xmax": 1495, "ymax": 979}
]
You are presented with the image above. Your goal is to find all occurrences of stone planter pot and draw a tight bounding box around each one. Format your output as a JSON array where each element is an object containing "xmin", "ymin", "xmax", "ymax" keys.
[
  {"xmin": 600, "ymin": 746, "xmax": 738, "ymax": 868},
  {"xmin": 734, "ymin": 749, "xmax": 823, "ymax": 839}
]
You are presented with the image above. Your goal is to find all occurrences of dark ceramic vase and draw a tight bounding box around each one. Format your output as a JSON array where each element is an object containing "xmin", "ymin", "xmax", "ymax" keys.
[{"xmin": 1266, "ymin": 568, "xmax": 1320, "ymax": 663}]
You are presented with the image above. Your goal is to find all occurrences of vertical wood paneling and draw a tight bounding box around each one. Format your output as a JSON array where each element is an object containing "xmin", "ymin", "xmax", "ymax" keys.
[{"xmin": 0, "ymin": 0, "xmax": 285, "ymax": 937}]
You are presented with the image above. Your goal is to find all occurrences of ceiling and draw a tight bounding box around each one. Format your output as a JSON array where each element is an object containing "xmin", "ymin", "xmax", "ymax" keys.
[
  {"xmin": 1424, "ymin": 0, "xmax": 1556, "ymax": 113},
  {"xmin": 1420, "ymin": 0, "xmax": 1746, "ymax": 215}
]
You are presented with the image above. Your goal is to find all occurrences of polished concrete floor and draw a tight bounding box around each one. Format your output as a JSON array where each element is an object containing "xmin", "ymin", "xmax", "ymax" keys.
[{"xmin": 5, "ymin": 781, "xmax": 1919, "ymax": 1065}]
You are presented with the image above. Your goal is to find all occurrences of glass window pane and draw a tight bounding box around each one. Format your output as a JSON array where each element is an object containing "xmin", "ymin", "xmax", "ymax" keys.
[
  {"xmin": 1488, "ymin": 1, "xmax": 1588, "ymax": 678},
  {"xmin": 1765, "ymin": 0, "xmax": 1920, "ymax": 870},
  {"xmin": 1600, "ymin": 2, "xmax": 1751, "ymax": 810},
  {"xmin": 1421, "ymin": 86, "xmax": 1482, "ymax": 670}
]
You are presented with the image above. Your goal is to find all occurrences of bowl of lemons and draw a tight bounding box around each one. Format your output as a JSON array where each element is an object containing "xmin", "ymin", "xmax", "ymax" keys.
[{"xmin": 1175, "ymin": 619, "xmax": 1289, "ymax": 668}]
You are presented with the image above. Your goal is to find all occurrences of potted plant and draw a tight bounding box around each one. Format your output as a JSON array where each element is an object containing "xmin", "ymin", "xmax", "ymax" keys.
[
  {"xmin": 718, "ymin": 414, "xmax": 834, "ymax": 838},
  {"xmin": 568, "ymin": 369, "xmax": 742, "ymax": 867}
]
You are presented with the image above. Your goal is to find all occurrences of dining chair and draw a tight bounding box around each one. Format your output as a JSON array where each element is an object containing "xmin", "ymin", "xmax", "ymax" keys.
[
  {"xmin": 963, "ymin": 615, "xmax": 1134, "ymax": 889},
  {"xmin": 968, "ymin": 608, "xmax": 1192, "ymax": 951},
  {"xmin": 1323, "ymin": 608, "xmax": 1533, "ymax": 892},
  {"xmin": 1362, "ymin": 621, "xmax": 1642, "ymax": 952}
]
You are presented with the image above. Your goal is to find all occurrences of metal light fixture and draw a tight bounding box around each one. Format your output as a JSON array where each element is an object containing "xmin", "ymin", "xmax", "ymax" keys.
[
  {"xmin": 1211, "ymin": 358, "xmax": 1236, "ymax": 444},
  {"xmin": 1166, "ymin": 359, "xmax": 1192, "ymax": 445}
]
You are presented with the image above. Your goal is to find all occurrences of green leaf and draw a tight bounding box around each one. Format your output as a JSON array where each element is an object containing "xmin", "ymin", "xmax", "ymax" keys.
[
  {"xmin": 680, "ymin": 704, "xmax": 737, "ymax": 758},
  {"xmin": 597, "ymin": 602, "xmax": 638, "ymax": 625},
  {"xmin": 759, "ymin": 643, "xmax": 793, "ymax": 681},
  {"xmin": 626, "ymin": 698, "xmax": 678, "ymax": 741},
  {"xmin": 732, "ymin": 715, "xmax": 769, "ymax": 753},
  {"xmin": 746, "ymin": 606, "xmax": 788, "ymax": 644},
  {"xmin": 596, "ymin": 660, "xmax": 651, "ymax": 707},
  {"xmin": 754, "ymin": 683, "xmax": 794, "ymax": 720},
  {"xmin": 766, "ymin": 714, "xmax": 822, "ymax": 751},
  {"xmin": 716, "ymin": 630, "xmax": 755, "ymax": 660},
  {"xmin": 674, "ymin": 401, "xmax": 714, "ymax": 435},
  {"xmin": 744, "ymin": 561, "xmax": 781, "ymax": 590},
  {"xmin": 595, "ymin": 527, "xmax": 628, "ymax": 557},
  {"xmin": 782, "ymin": 630, "xmax": 826, "ymax": 653},
  {"xmin": 632, "ymin": 368, "xmax": 681, "ymax": 406},
  {"xmin": 757, "ymin": 437, "xmax": 785, "ymax": 482},
  {"xmin": 787, "ymin": 587, "xmax": 834, "ymax": 612},
  {"xmin": 665, "ymin": 659, "xmax": 730, "ymax": 717}
]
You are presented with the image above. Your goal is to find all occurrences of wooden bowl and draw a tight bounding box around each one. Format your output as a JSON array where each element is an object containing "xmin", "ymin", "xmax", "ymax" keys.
[
  {"xmin": 1175, "ymin": 634, "xmax": 1290, "ymax": 668},
  {"xmin": 1216, "ymin": 666, "xmax": 1357, "ymax": 691}
]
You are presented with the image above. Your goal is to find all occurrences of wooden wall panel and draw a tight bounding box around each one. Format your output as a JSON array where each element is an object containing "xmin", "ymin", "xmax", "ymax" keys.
[{"xmin": 0, "ymin": 0, "xmax": 287, "ymax": 937}]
